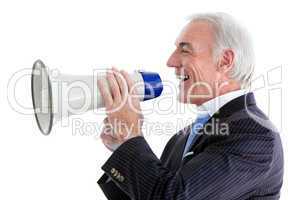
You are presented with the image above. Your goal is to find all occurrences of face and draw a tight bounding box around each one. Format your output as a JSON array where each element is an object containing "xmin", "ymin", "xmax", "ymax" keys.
[{"xmin": 167, "ymin": 21, "xmax": 223, "ymax": 105}]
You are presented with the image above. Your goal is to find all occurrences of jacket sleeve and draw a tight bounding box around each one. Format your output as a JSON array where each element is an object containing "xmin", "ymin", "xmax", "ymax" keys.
[
  {"xmin": 99, "ymin": 135, "xmax": 273, "ymax": 200},
  {"xmin": 96, "ymin": 134, "xmax": 178, "ymax": 200},
  {"xmin": 97, "ymin": 173, "xmax": 131, "ymax": 200}
]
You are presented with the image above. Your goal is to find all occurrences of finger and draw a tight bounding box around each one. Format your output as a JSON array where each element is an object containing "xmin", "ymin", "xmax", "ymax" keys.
[
  {"xmin": 107, "ymin": 70, "xmax": 121, "ymax": 102},
  {"xmin": 121, "ymin": 70, "xmax": 136, "ymax": 94},
  {"xmin": 112, "ymin": 68, "xmax": 128, "ymax": 99},
  {"xmin": 101, "ymin": 132, "xmax": 118, "ymax": 144},
  {"xmin": 97, "ymin": 78, "xmax": 113, "ymax": 108},
  {"xmin": 102, "ymin": 120, "xmax": 114, "ymax": 135},
  {"xmin": 103, "ymin": 117, "xmax": 109, "ymax": 124}
]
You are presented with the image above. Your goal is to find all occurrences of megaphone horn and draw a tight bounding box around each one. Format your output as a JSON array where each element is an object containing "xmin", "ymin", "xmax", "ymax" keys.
[{"xmin": 31, "ymin": 60, "xmax": 163, "ymax": 135}]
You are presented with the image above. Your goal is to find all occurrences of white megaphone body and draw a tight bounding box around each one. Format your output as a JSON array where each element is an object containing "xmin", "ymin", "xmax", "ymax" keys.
[{"xmin": 31, "ymin": 60, "xmax": 163, "ymax": 135}]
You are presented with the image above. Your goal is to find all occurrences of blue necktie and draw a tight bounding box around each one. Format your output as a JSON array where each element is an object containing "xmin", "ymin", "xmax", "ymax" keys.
[{"xmin": 182, "ymin": 114, "xmax": 210, "ymax": 158}]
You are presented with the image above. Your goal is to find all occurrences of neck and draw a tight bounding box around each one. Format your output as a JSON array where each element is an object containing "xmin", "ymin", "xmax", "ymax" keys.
[
  {"xmin": 194, "ymin": 80, "xmax": 241, "ymax": 106},
  {"xmin": 217, "ymin": 80, "xmax": 241, "ymax": 97}
]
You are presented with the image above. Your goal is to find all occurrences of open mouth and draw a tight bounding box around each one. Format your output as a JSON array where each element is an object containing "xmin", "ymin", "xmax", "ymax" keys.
[{"xmin": 175, "ymin": 74, "xmax": 190, "ymax": 81}]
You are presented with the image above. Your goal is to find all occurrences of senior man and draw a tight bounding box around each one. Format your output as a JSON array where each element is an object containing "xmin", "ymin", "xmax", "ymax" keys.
[{"xmin": 97, "ymin": 13, "xmax": 283, "ymax": 200}]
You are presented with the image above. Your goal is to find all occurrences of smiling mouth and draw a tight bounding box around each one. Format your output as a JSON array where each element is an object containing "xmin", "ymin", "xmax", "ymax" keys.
[{"xmin": 175, "ymin": 74, "xmax": 190, "ymax": 81}]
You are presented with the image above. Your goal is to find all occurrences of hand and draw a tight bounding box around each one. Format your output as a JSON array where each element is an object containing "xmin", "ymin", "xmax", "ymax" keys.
[{"xmin": 98, "ymin": 68, "xmax": 143, "ymax": 151}]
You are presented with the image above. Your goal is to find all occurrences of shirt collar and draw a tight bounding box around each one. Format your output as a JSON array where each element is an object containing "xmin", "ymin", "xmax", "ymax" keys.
[{"xmin": 197, "ymin": 89, "xmax": 248, "ymax": 117}]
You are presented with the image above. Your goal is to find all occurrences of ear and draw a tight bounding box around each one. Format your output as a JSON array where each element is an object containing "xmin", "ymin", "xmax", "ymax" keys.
[{"xmin": 217, "ymin": 49, "xmax": 235, "ymax": 74}]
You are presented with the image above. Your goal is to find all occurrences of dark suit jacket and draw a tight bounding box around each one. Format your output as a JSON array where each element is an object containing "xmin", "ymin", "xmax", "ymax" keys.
[{"xmin": 97, "ymin": 93, "xmax": 284, "ymax": 200}]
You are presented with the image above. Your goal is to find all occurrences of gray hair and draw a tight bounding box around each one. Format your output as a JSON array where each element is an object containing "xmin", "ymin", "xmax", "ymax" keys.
[{"xmin": 188, "ymin": 12, "xmax": 255, "ymax": 89}]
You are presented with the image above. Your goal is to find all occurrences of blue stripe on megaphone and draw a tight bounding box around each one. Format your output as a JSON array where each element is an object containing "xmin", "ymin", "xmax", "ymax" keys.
[{"xmin": 138, "ymin": 71, "xmax": 163, "ymax": 101}]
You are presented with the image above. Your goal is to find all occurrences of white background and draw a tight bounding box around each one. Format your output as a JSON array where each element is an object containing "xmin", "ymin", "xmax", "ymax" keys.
[{"xmin": 0, "ymin": 0, "xmax": 287, "ymax": 199}]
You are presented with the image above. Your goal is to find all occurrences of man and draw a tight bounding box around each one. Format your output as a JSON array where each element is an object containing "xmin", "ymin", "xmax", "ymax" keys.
[{"xmin": 97, "ymin": 13, "xmax": 284, "ymax": 200}]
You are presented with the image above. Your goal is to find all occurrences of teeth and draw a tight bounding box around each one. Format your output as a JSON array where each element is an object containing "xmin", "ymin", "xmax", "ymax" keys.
[{"xmin": 176, "ymin": 74, "xmax": 190, "ymax": 81}]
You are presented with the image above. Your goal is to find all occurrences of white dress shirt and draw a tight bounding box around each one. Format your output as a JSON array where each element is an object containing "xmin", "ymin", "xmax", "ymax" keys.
[{"xmin": 196, "ymin": 89, "xmax": 248, "ymax": 117}]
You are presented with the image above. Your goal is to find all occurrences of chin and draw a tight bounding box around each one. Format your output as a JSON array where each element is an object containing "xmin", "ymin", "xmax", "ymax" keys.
[{"xmin": 177, "ymin": 92, "xmax": 193, "ymax": 104}]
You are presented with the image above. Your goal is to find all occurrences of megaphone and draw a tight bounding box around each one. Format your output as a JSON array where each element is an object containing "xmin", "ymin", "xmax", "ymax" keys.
[{"xmin": 31, "ymin": 60, "xmax": 163, "ymax": 135}]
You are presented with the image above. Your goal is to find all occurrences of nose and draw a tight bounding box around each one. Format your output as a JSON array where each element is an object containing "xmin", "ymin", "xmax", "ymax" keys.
[{"xmin": 166, "ymin": 50, "xmax": 181, "ymax": 69}]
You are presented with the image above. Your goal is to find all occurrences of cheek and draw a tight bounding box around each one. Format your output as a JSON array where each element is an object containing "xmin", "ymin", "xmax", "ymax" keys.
[
  {"xmin": 182, "ymin": 53, "xmax": 218, "ymax": 80},
  {"xmin": 199, "ymin": 59, "xmax": 218, "ymax": 78},
  {"xmin": 185, "ymin": 61, "xmax": 214, "ymax": 82}
]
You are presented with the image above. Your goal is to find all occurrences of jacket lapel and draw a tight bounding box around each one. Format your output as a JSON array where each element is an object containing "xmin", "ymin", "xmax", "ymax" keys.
[
  {"xmin": 181, "ymin": 92, "xmax": 256, "ymax": 165},
  {"xmin": 164, "ymin": 125, "xmax": 191, "ymax": 171},
  {"xmin": 164, "ymin": 93, "xmax": 256, "ymax": 170}
]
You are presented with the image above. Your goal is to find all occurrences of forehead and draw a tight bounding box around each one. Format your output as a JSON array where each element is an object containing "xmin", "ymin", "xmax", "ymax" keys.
[{"xmin": 175, "ymin": 21, "xmax": 215, "ymax": 47}]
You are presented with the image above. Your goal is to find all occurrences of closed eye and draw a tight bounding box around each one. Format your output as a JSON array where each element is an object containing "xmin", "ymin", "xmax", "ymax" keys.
[{"xmin": 181, "ymin": 49, "xmax": 190, "ymax": 53}]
